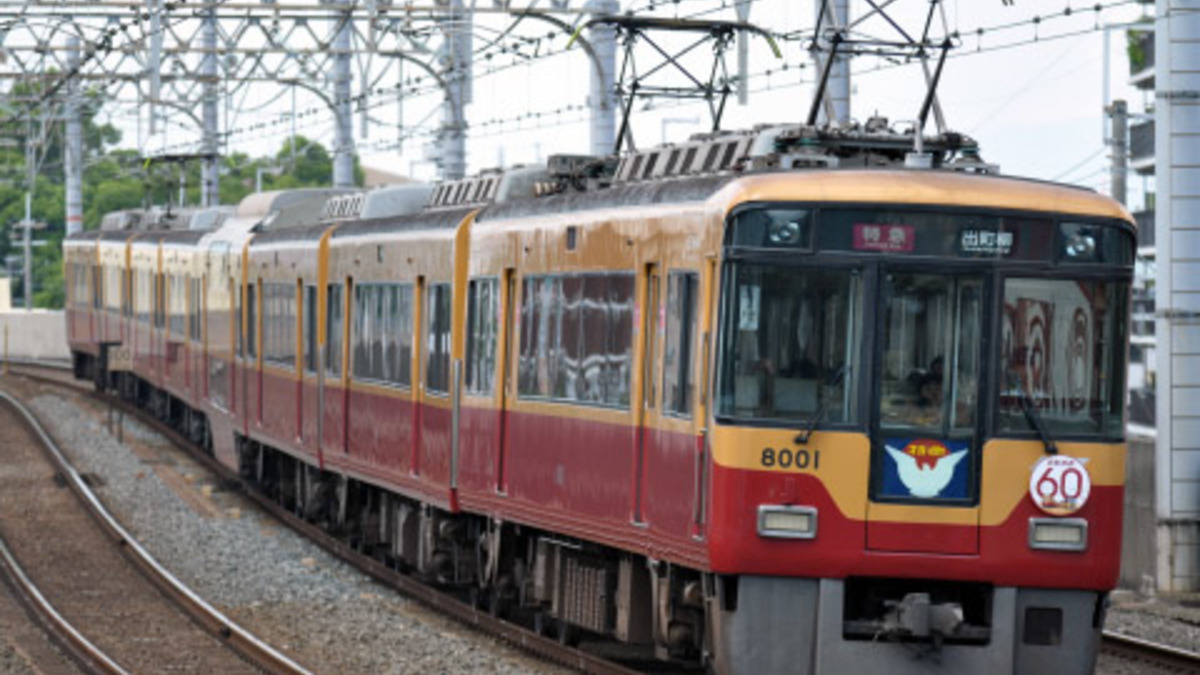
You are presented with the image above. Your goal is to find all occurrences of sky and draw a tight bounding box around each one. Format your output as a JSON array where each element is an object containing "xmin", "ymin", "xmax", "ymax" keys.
[{"xmin": 107, "ymin": 1, "xmax": 1154, "ymax": 211}]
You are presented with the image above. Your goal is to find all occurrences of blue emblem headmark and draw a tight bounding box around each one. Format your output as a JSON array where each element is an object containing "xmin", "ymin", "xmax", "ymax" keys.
[{"xmin": 881, "ymin": 438, "xmax": 970, "ymax": 500}]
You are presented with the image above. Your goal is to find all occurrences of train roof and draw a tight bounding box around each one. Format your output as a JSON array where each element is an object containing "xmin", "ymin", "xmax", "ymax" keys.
[{"xmin": 330, "ymin": 206, "xmax": 473, "ymax": 242}]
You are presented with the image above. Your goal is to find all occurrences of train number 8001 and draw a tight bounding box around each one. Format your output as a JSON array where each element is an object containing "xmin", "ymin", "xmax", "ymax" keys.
[{"xmin": 760, "ymin": 448, "xmax": 820, "ymax": 471}]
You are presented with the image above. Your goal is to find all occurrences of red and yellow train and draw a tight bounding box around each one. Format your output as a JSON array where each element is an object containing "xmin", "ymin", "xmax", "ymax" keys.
[{"xmin": 65, "ymin": 124, "xmax": 1134, "ymax": 674}]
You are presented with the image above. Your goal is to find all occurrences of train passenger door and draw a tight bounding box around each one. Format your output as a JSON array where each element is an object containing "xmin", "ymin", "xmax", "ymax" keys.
[
  {"xmin": 866, "ymin": 269, "xmax": 984, "ymax": 555},
  {"xmin": 321, "ymin": 280, "xmax": 348, "ymax": 457},
  {"xmin": 633, "ymin": 264, "xmax": 661, "ymax": 523}
]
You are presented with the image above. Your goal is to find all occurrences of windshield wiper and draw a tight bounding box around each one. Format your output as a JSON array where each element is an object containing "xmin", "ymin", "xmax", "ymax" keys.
[
  {"xmin": 795, "ymin": 366, "xmax": 846, "ymax": 445},
  {"xmin": 1007, "ymin": 372, "xmax": 1057, "ymax": 455}
]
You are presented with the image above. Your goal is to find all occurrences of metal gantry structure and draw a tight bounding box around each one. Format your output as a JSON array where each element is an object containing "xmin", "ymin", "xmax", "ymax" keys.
[{"xmin": 0, "ymin": 0, "xmax": 628, "ymax": 232}]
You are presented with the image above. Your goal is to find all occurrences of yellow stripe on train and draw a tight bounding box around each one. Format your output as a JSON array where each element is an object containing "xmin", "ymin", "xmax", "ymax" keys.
[{"xmin": 709, "ymin": 426, "xmax": 1125, "ymax": 526}]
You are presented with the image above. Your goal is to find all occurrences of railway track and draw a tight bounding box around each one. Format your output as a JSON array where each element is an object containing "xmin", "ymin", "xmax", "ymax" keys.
[
  {"xmin": 1100, "ymin": 630, "xmax": 1200, "ymax": 673},
  {"xmin": 4, "ymin": 360, "xmax": 652, "ymax": 675},
  {"xmin": 12, "ymin": 359, "xmax": 1200, "ymax": 675},
  {"xmin": 0, "ymin": 372, "xmax": 312, "ymax": 675}
]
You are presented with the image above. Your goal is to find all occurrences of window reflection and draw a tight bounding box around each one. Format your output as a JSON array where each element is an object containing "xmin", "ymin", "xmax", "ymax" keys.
[
  {"xmin": 518, "ymin": 272, "xmax": 635, "ymax": 408},
  {"xmin": 998, "ymin": 278, "xmax": 1127, "ymax": 437}
]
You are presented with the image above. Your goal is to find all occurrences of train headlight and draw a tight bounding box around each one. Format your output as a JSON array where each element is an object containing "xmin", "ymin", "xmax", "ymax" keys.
[
  {"xmin": 757, "ymin": 505, "xmax": 818, "ymax": 539},
  {"xmin": 1028, "ymin": 518, "xmax": 1088, "ymax": 552},
  {"xmin": 1064, "ymin": 233, "xmax": 1096, "ymax": 259},
  {"xmin": 768, "ymin": 220, "xmax": 803, "ymax": 245}
]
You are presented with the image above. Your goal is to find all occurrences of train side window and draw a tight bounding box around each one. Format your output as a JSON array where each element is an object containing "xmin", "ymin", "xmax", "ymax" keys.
[
  {"xmin": 518, "ymin": 272, "xmax": 635, "ymax": 407},
  {"xmin": 326, "ymin": 283, "xmax": 343, "ymax": 377},
  {"xmin": 303, "ymin": 285, "xmax": 317, "ymax": 373},
  {"xmin": 190, "ymin": 278, "xmax": 203, "ymax": 343},
  {"xmin": 396, "ymin": 285, "xmax": 414, "ymax": 386},
  {"xmin": 466, "ymin": 278, "xmax": 498, "ymax": 396},
  {"xmin": 233, "ymin": 278, "xmax": 243, "ymax": 359},
  {"xmin": 154, "ymin": 273, "xmax": 165, "ymax": 329},
  {"xmin": 105, "ymin": 266, "xmax": 119, "ymax": 311},
  {"xmin": 353, "ymin": 284, "xmax": 371, "ymax": 380},
  {"xmin": 170, "ymin": 275, "xmax": 186, "ymax": 336},
  {"xmin": 247, "ymin": 281, "xmax": 257, "ymax": 360},
  {"xmin": 352, "ymin": 283, "xmax": 413, "ymax": 387},
  {"xmin": 263, "ymin": 282, "xmax": 296, "ymax": 369},
  {"xmin": 426, "ymin": 283, "xmax": 452, "ymax": 395},
  {"xmin": 93, "ymin": 265, "xmax": 103, "ymax": 310},
  {"xmin": 664, "ymin": 271, "xmax": 699, "ymax": 417}
]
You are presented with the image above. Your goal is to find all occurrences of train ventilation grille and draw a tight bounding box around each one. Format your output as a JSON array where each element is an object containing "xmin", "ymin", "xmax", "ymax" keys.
[
  {"xmin": 426, "ymin": 174, "xmax": 502, "ymax": 209},
  {"xmin": 613, "ymin": 135, "xmax": 755, "ymax": 184},
  {"xmin": 320, "ymin": 193, "xmax": 366, "ymax": 221}
]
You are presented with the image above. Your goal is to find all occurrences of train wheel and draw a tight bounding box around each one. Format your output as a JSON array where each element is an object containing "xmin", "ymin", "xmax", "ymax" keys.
[
  {"xmin": 533, "ymin": 610, "xmax": 554, "ymax": 638},
  {"xmin": 556, "ymin": 619, "xmax": 581, "ymax": 647}
]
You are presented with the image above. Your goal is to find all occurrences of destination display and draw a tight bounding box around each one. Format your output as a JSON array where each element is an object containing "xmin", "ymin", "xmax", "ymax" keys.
[{"xmin": 728, "ymin": 206, "xmax": 1135, "ymax": 264}]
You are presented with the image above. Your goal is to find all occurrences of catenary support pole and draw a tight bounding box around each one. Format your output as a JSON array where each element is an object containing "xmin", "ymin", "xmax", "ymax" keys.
[
  {"xmin": 332, "ymin": 0, "xmax": 356, "ymax": 187},
  {"xmin": 65, "ymin": 36, "xmax": 83, "ymax": 236},
  {"xmin": 585, "ymin": 0, "xmax": 619, "ymax": 156},
  {"xmin": 813, "ymin": 0, "xmax": 850, "ymax": 124},
  {"xmin": 735, "ymin": 0, "xmax": 751, "ymax": 105},
  {"xmin": 1109, "ymin": 99, "xmax": 1127, "ymax": 205},
  {"xmin": 438, "ymin": 0, "xmax": 469, "ymax": 180},
  {"xmin": 201, "ymin": 2, "xmax": 220, "ymax": 206},
  {"xmin": 1155, "ymin": 0, "xmax": 1200, "ymax": 593}
]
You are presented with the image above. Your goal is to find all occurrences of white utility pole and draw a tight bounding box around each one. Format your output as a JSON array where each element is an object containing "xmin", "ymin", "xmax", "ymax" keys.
[
  {"xmin": 65, "ymin": 36, "xmax": 83, "ymax": 236},
  {"xmin": 1154, "ymin": 0, "xmax": 1200, "ymax": 593}
]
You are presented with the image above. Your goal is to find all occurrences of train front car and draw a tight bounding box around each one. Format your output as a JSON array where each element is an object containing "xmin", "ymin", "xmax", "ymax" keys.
[{"xmin": 705, "ymin": 170, "xmax": 1133, "ymax": 674}]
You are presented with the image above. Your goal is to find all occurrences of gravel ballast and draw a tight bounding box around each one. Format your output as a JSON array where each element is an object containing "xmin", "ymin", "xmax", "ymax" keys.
[
  {"xmin": 29, "ymin": 389, "xmax": 568, "ymax": 675},
  {"xmin": 22, "ymin": 384, "xmax": 1200, "ymax": 674}
]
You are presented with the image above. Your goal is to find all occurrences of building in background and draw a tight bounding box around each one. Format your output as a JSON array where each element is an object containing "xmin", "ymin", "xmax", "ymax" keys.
[{"xmin": 1126, "ymin": 20, "xmax": 1157, "ymax": 431}]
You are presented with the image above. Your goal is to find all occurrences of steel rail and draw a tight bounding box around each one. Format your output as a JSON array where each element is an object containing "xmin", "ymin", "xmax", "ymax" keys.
[
  {"xmin": 0, "ymin": 533, "xmax": 132, "ymax": 675},
  {"xmin": 0, "ymin": 385, "xmax": 316, "ymax": 675},
  {"xmin": 1101, "ymin": 630, "xmax": 1200, "ymax": 673},
  {"xmin": 5, "ymin": 361, "xmax": 651, "ymax": 675}
]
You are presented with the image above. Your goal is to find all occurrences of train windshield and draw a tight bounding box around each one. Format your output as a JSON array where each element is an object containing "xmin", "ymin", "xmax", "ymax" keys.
[
  {"xmin": 998, "ymin": 278, "xmax": 1128, "ymax": 438},
  {"xmin": 716, "ymin": 264, "xmax": 861, "ymax": 424},
  {"xmin": 878, "ymin": 273, "xmax": 982, "ymax": 436}
]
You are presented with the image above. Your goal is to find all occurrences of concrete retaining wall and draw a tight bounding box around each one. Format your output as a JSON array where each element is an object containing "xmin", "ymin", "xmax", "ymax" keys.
[
  {"xmin": 1121, "ymin": 436, "xmax": 1158, "ymax": 592},
  {"xmin": 0, "ymin": 310, "xmax": 70, "ymax": 361}
]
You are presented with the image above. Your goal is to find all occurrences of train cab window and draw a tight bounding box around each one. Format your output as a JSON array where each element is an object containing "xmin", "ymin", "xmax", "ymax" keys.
[
  {"xmin": 466, "ymin": 278, "xmax": 499, "ymax": 395},
  {"xmin": 326, "ymin": 283, "xmax": 343, "ymax": 377},
  {"xmin": 303, "ymin": 285, "xmax": 317, "ymax": 373},
  {"xmin": 426, "ymin": 283, "xmax": 452, "ymax": 395},
  {"xmin": 717, "ymin": 264, "xmax": 860, "ymax": 425},
  {"xmin": 878, "ymin": 273, "xmax": 981, "ymax": 435},
  {"xmin": 997, "ymin": 278, "xmax": 1128, "ymax": 438},
  {"xmin": 664, "ymin": 271, "xmax": 699, "ymax": 418}
]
